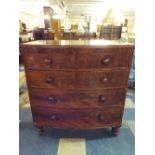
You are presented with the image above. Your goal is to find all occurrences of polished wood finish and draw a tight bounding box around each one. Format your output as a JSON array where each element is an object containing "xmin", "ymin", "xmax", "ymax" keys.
[
  {"xmin": 21, "ymin": 40, "xmax": 134, "ymax": 136},
  {"xmin": 22, "ymin": 47, "xmax": 133, "ymax": 70},
  {"xmin": 32, "ymin": 107, "xmax": 123, "ymax": 129},
  {"xmin": 112, "ymin": 126, "xmax": 120, "ymax": 136},
  {"xmin": 29, "ymin": 88, "xmax": 126, "ymax": 108},
  {"xmin": 26, "ymin": 70, "xmax": 129, "ymax": 89},
  {"xmin": 35, "ymin": 125, "xmax": 44, "ymax": 135}
]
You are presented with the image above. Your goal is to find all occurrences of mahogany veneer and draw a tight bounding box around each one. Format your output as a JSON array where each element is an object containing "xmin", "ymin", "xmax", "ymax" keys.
[{"xmin": 21, "ymin": 40, "xmax": 134, "ymax": 136}]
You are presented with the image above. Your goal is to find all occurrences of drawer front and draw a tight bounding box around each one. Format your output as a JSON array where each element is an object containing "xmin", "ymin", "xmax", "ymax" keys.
[
  {"xmin": 29, "ymin": 88, "xmax": 126, "ymax": 108},
  {"xmin": 22, "ymin": 47, "xmax": 76, "ymax": 69},
  {"xmin": 74, "ymin": 47, "xmax": 133, "ymax": 69},
  {"xmin": 22, "ymin": 47, "xmax": 133, "ymax": 70},
  {"xmin": 26, "ymin": 70, "xmax": 129, "ymax": 89},
  {"xmin": 32, "ymin": 107, "xmax": 123, "ymax": 129}
]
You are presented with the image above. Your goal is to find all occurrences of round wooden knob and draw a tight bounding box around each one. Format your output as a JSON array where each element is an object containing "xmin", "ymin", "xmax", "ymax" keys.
[
  {"xmin": 97, "ymin": 114, "xmax": 104, "ymax": 122},
  {"xmin": 50, "ymin": 115, "xmax": 57, "ymax": 120},
  {"xmin": 101, "ymin": 58, "xmax": 110, "ymax": 65},
  {"xmin": 100, "ymin": 77, "xmax": 108, "ymax": 83},
  {"xmin": 99, "ymin": 95, "xmax": 106, "ymax": 102},
  {"xmin": 46, "ymin": 77, "xmax": 54, "ymax": 84},
  {"xmin": 48, "ymin": 96, "xmax": 56, "ymax": 103},
  {"xmin": 44, "ymin": 58, "xmax": 52, "ymax": 65}
]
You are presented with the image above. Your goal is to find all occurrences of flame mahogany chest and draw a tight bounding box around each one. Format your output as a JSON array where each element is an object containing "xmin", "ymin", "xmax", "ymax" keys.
[{"xmin": 21, "ymin": 40, "xmax": 134, "ymax": 136}]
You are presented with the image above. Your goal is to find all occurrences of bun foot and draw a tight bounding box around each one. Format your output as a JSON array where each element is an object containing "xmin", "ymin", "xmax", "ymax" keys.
[
  {"xmin": 112, "ymin": 127, "xmax": 120, "ymax": 136},
  {"xmin": 35, "ymin": 125, "xmax": 44, "ymax": 135}
]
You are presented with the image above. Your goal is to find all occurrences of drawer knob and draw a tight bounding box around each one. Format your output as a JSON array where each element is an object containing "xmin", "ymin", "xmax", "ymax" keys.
[
  {"xmin": 99, "ymin": 95, "xmax": 107, "ymax": 102},
  {"xmin": 44, "ymin": 58, "xmax": 52, "ymax": 65},
  {"xmin": 46, "ymin": 77, "xmax": 54, "ymax": 84},
  {"xmin": 98, "ymin": 114, "xmax": 104, "ymax": 122},
  {"xmin": 50, "ymin": 115, "xmax": 57, "ymax": 120},
  {"xmin": 100, "ymin": 77, "xmax": 108, "ymax": 83},
  {"xmin": 48, "ymin": 96, "xmax": 56, "ymax": 103},
  {"xmin": 101, "ymin": 58, "xmax": 110, "ymax": 65}
]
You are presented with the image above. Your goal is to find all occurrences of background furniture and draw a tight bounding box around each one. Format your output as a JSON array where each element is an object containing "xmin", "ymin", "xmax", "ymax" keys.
[
  {"xmin": 100, "ymin": 26, "xmax": 112, "ymax": 39},
  {"xmin": 21, "ymin": 40, "xmax": 134, "ymax": 136},
  {"xmin": 61, "ymin": 32, "xmax": 96, "ymax": 40},
  {"xmin": 43, "ymin": 6, "xmax": 54, "ymax": 29},
  {"xmin": 33, "ymin": 28, "xmax": 54, "ymax": 40},
  {"xmin": 100, "ymin": 25, "xmax": 122, "ymax": 40},
  {"xmin": 74, "ymin": 32, "xmax": 96, "ymax": 40},
  {"xmin": 61, "ymin": 32, "xmax": 75, "ymax": 40},
  {"xmin": 112, "ymin": 26, "xmax": 122, "ymax": 40},
  {"xmin": 51, "ymin": 19, "xmax": 61, "ymax": 40}
]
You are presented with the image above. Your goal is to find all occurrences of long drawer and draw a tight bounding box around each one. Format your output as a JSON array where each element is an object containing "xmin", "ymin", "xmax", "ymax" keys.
[
  {"xmin": 32, "ymin": 107, "xmax": 123, "ymax": 129},
  {"xmin": 29, "ymin": 88, "xmax": 126, "ymax": 108},
  {"xmin": 22, "ymin": 47, "xmax": 133, "ymax": 70},
  {"xmin": 26, "ymin": 70, "xmax": 129, "ymax": 89}
]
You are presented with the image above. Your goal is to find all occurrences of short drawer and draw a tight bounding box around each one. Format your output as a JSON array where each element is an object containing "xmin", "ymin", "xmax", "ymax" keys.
[
  {"xmin": 32, "ymin": 107, "xmax": 123, "ymax": 129},
  {"xmin": 26, "ymin": 70, "xmax": 129, "ymax": 89},
  {"xmin": 74, "ymin": 47, "xmax": 133, "ymax": 69},
  {"xmin": 29, "ymin": 88, "xmax": 126, "ymax": 108},
  {"xmin": 21, "ymin": 47, "xmax": 133, "ymax": 70},
  {"xmin": 22, "ymin": 47, "xmax": 76, "ymax": 69}
]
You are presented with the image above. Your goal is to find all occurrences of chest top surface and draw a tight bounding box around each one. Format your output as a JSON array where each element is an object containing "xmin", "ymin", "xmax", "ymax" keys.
[{"xmin": 21, "ymin": 40, "xmax": 134, "ymax": 48}]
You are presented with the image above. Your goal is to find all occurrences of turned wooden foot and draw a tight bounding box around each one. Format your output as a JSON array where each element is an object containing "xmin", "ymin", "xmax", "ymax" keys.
[
  {"xmin": 35, "ymin": 125, "xmax": 44, "ymax": 135},
  {"xmin": 112, "ymin": 127, "xmax": 120, "ymax": 136}
]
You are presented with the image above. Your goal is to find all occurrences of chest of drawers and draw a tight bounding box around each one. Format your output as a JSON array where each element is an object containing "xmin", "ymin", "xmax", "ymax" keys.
[{"xmin": 21, "ymin": 40, "xmax": 134, "ymax": 136}]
